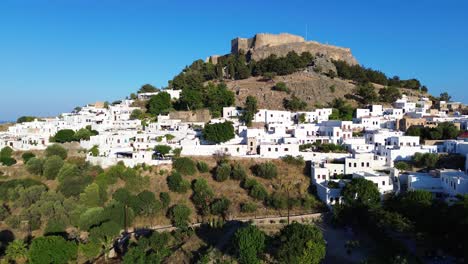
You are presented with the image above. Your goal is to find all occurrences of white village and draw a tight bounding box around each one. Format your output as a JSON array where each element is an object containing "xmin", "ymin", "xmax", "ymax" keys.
[{"xmin": 2, "ymin": 88, "xmax": 468, "ymax": 209}]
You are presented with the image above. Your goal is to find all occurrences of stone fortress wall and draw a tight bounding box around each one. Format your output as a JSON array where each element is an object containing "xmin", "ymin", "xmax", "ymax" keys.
[{"xmin": 230, "ymin": 33, "xmax": 358, "ymax": 65}]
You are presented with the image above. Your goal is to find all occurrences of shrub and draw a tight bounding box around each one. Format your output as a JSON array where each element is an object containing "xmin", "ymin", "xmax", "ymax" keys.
[
  {"xmin": 0, "ymin": 157, "xmax": 16, "ymax": 166},
  {"xmin": 29, "ymin": 236, "xmax": 77, "ymax": 264},
  {"xmin": 240, "ymin": 202, "xmax": 257, "ymax": 213},
  {"xmin": 268, "ymin": 192, "xmax": 288, "ymax": 209},
  {"xmin": 173, "ymin": 157, "xmax": 196, "ymax": 175},
  {"xmin": 281, "ymin": 155, "xmax": 305, "ymax": 166},
  {"xmin": 196, "ymin": 161, "xmax": 210, "ymax": 173},
  {"xmin": 160, "ymin": 192, "xmax": 171, "ymax": 208},
  {"xmin": 22, "ymin": 152, "xmax": 35, "ymax": 163},
  {"xmin": 169, "ymin": 204, "xmax": 191, "ymax": 228},
  {"xmin": 42, "ymin": 155, "xmax": 64, "ymax": 180},
  {"xmin": 0, "ymin": 147, "xmax": 13, "ymax": 158},
  {"xmin": 273, "ymin": 82, "xmax": 290, "ymax": 93},
  {"xmin": 250, "ymin": 183, "xmax": 268, "ymax": 201},
  {"xmin": 89, "ymin": 145, "xmax": 99, "ymax": 157},
  {"xmin": 167, "ymin": 171, "xmax": 190, "ymax": 193},
  {"xmin": 210, "ymin": 197, "xmax": 231, "ymax": 217},
  {"xmin": 45, "ymin": 144, "xmax": 68, "ymax": 159},
  {"xmin": 231, "ymin": 162, "xmax": 247, "ymax": 181},
  {"xmin": 215, "ymin": 163, "xmax": 231, "ymax": 182},
  {"xmin": 252, "ymin": 162, "xmax": 278, "ymax": 179}
]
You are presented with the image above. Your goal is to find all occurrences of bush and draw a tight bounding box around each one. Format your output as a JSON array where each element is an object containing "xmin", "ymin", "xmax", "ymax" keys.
[
  {"xmin": 42, "ymin": 155, "xmax": 64, "ymax": 180},
  {"xmin": 196, "ymin": 161, "xmax": 210, "ymax": 173},
  {"xmin": 29, "ymin": 236, "xmax": 77, "ymax": 264},
  {"xmin": 167, "ymin": 171, "xmax": 190, "ymax": 193},
  {"xmin": 0, "ymin": 157, "xmax": 16, "ymax": 166},
  {"xmin": 26, "ymin": 158, "xmax": 44, "ymax": 175},
  {"xmin": 173, "ymin": 157, "xmax": 196, "ymax": 175},
  {"xmin": 45, "ymin": 144, "xmax": 68, "ymax": 159},
  {"xmin": 22, "ymin": 152, "xmax": 35, "ymax": 163},
  {"xmin": 215, "ymin": 163, "xmax": 231, "ymax": 182},
  {"xmin": 0, "ymin": 147, "xmax": 13, "ymax": 158},
  {"xmin": 240, "ymin": 202, "xmax": 257, "ymax": 213},
  {"xmin": 281, "ymin": 155, "xmax": 305, "ymax": 166},
  {"xmin": 268, "ymin": 192, "xmax": 288, "ymax": 209},
  {"xmin": 273, "ymin": 82, "xmax": 290, "ymax": 93},
  {"xmin": 160, "ymin": 192, "xmax": 171, "ymax": 208},
  {"xmin": 283, "ymin": 95, "xmax": 307, "ymax": 111},
  {"xmin": 210, "ymin": 197, "xmax": 231, "ymax": 217},
  {"xmin": 250, "ymin": 183, "xmax": 268, "ymax": 201},
  {"xmin": 231, "ymin": 162, "xmax": 247, "ymax": 181},
  {"xmin": 191, "ymin": 178, "xmax": 214, "ymax": 215},
  {"xmin": 253, "ymin": 162, "xmax": 278, "ymax": 179},
  {"xmin": 169, "ymin": 204, "xmax": 191, "ymax": 228}
]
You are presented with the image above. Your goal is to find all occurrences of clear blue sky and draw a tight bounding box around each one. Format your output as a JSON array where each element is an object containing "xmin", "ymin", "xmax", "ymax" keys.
[{"xmin": 1, "ymin": 0, "xmax": 467, "ymax": 121}]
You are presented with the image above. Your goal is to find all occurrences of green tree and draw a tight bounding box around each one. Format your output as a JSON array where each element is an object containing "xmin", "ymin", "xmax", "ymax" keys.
[
  {"xmin": 42, "ymin": 155, "xmax": 64, "ymax": 180},
  {"xmin": 45, "ymin": 144, "xmax": 68, "ymax": 159},
  {"xmin": 204, "ymin": 82, "xmax": 235, "ymax": 116},
  {"xmin": 233, "ymin": 224, "xmax": 266, "ymax": 264},
  {"xmin": 16, "ymin": 116, "xmax": 36, "ymax": 123},
  {"xmin": 379, "ymin": 86, "xmax": 401, "ymax": 103},
  {"xmin": 148, "ymin": 92, "xmax": 172, "ymax": 116},
  {"xmin": 191, "ymin": 178, "xmax": 214, "ymax": 215},
  {"xmin": 342, "ymin": 178, "xmax": 380, "ymax": 208},
  {"xmin": 202, "ymin": 121, "xmax": 235, "ymax": 143},
  {"xmin": 240, "ymin": 96, "xmax": 258, "ymax": 126},
  {"xmin": 74, "ymin": 128, "xmax": 93, "ymax": 141},
  {"xmin": 167, "ymin": 171, "xmax": 190, "ymax": 193},
  {"xmin": 439, "ymin": 92, "xmax": 451, "ymax": 102},
  {"xmin": 169, "ymin": 204, "xmax": 191, "ymax": 228},
  {"xmin": 130, "ymin": 109, "xmax": 145, "ymax": 120},
  {"xmin": 79, "ymin": 183, "xmax": 104, "ymax": 207},
  {"xmin": 155, "ymin": 145, "xmax": 172, "ymax": 155},
  {"xmin": 25, "ymin": 157, "xmax": 44, "ymax": 175},
  {"xmin": 135, "ymin": 190, "xmax": 161, "ymax": 216},
  {"xmin": 52, "ymin": 129, "xmax": 76, "ymax": 143},
  {"xmin": 178, "ymin": 89, "xmax": 204, "ymax": 110},
  {"xmin": 28, "ymin": 236, "xmax": 77, "ymax": 264},
  {"xmin": 283, "ymin": 95, "xmax": 307, "ymax": 111},
  {"xmin": 89, "ymin": 221, "xmax": 121, "ymax": 261},
  {"xmin": 138, "ymin": 84, "xmax": 158, "ymax": 93},
  {"xmin": 355, "ymin": 82, "xmax": 378, "ymax": 103},
  {"xmin": 276, "ymin": 223, "xmax": 326, "ymax": 264}
]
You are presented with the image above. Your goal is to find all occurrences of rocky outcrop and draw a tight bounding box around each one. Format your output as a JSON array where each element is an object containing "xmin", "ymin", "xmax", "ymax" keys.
[{"xmin": 230, "ymin": 33, "xmax": 358, "ymax": 65}]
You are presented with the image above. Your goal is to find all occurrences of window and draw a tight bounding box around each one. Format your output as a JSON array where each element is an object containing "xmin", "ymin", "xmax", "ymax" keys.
[
  {"xmin": 382, "ymin": 181, "xmax": 385, "ymax": 185},
  {"xmin": 361, "ymin": 162, "xmax": 364, "ymax": 167},
  {"xmin": 354, "ymin": 163, "xmax": 357, "ymax": 167},
  {"xmin": 275, "ymin": 148, "xmax": 278, "ymax": 152},
  {"xmin": 285, "ymin": 148, "xmax": 289, "ymax": 151},
  {"xmin": 367, "ymin": 162, "xmax": 370, "ymax": 167},
  {"xmin": 268, "ymin": 148, "xmax": 271, "ymax": 152}
]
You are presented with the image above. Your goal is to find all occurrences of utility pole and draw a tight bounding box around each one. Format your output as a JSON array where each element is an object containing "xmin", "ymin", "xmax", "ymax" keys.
[{"xmin": 124, "ymin": 204, "xmax": 128, "ymax": 233}]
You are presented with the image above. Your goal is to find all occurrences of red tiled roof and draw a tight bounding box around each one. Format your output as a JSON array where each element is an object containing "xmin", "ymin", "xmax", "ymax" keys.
[{"xmin": 458, "ymin": 131, "xmax": 468, "ymax": 139}]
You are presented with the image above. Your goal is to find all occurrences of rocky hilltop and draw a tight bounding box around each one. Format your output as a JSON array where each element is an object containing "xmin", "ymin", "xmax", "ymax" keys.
[{"xmin": 209, "ymin": 33, "xmax": 358, "ymax": 65}]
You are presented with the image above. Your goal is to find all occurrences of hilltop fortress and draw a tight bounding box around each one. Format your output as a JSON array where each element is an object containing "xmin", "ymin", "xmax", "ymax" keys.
[{"xmin": 209, "ymin": 33, "xmax": 358, "ymax": 65}]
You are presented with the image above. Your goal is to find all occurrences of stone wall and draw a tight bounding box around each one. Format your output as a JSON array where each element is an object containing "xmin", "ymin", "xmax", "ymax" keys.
[{"xmin": 230, "ymin": 33, "xmax": 358, "ymax": 65}]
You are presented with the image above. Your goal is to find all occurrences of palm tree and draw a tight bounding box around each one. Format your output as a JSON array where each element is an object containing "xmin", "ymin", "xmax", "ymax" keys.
[{"xmin": 5, "ymin": 239, "xmax": 28, "ymax": 264}]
